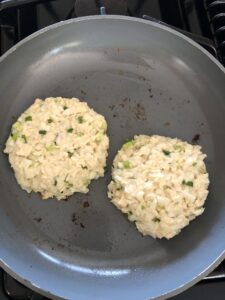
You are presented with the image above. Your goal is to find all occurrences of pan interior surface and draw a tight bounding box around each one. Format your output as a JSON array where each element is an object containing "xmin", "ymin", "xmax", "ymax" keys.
[{"xmin": 0, "ymin": 16, "xmax": 225, "ymax": 300}]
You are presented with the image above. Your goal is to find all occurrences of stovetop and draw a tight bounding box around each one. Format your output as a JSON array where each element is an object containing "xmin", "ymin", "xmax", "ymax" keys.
[{"xmin": 0, "ymin": 0, "xmax": 225, "ymax": 299}]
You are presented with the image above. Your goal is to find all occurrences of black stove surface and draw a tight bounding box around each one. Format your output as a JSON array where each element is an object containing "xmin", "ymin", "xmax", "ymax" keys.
[{"xmin": 0, "ymin": 0, "xmax": 225, "ymax": 299}]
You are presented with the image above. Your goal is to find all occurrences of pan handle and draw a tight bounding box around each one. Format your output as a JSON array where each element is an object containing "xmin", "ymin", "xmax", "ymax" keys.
[
  {"xmin": 142, "ymin": 14, "xmax": 218, "ymax": 59},
  {"xmin": 100, "ymin": 6, "xmax": 106, "ymax": 15}
]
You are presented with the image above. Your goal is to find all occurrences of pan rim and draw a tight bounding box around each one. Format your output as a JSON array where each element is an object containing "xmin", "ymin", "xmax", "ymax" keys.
[
  {"xmin": 1, "ymin": 251, "xmax": 225, "ymax": 299},
  {"xmin": 1, "ymin": 15, "xmax": 225, "ymax": 74},
  {"xmin": 0, "ymin": 15, "xmax": 225, "ymax": 300},
  {"xmin": 0, "ymin": 250, "xmax": 225, "ymax": 300}
]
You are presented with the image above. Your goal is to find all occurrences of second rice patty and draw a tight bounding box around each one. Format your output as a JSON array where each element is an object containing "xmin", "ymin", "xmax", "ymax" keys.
[{"xmin": 108, "ymin": 135, "xmax": 209, "ymax": 239}]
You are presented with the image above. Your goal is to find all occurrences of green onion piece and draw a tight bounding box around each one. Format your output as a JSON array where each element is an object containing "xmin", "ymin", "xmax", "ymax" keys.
[
  {"xmin": 54, "ymin": 134, "xmax": 58, "ymax": 145},
  {"xmin": 64, "ymin": 179, "xmax": 73, "ymax": 189},
  {"xmin": 152, "ymin": 217, "xmax": 160, "ymax": 222},
  {"xmin": 123, "ymin": 160, "xmax": 132, "ymax": 169},
  {"xmin": 84, "ymin": 179, "xmax": 90, "ymax": 187},
  {"xmin": 12, "ymin": 121, "xmax": 22, "ymax": 131},
  {"xmin": 46, "ymin": 144, "xmax": 56, "ymax": 151},
  {"xmin": 173, "ymin": 144, "xmax": 184, "ymax": 151},
  {"xmin": 67, "ymin": 151, "xmax": 73, "ymax": 158},
  {"xmin": 21, "ymin": 135, "xmax": 27, "ymax": 143},
  {"xmin": 64, "ymin": 174, "xmax": 73, "ymax": 189},
  {"xmin": 54, "ymin": 179, "xmax": 57, "ymax": 186},
  {"xmin": 95, "ymin": 139, "xmax": 101, "ymax": 145},
  {"xmin": 192, "ymin": 162, "xmax": 197, "ymax": 166},
  {"xmin": 95, "ymin": 133, "xmax": 103, "ymax": 144},
  {"xmin": 123, "ymin": 140, "xmax": 134, "ymax": 149},
  {"xmin": 67, "ymin": 128, "xmax": 73, "ymax": 133},
  {"xmin": 182, "ymin": 180, "xmax": 193, "ymax": 187},
  {"xmin": 47, "ymin": 118, "xmax": 53, "ymax": 123},
  {"xmin": 77, "ymin": 116, "xmax": 84, "ymax": 123},
  {"xmin": 39, "ymin": 130, "xmax": 47, "ymax": 135},
  {"xmin": 99, "ymin": 122, "xmax": 107, "ymax": 134},
  {"xmin": 11, "ymin": 132, "xmax": 19, "ymax": 141},
  {"xmin": 162, "ymin": 149, "xmax": 171, "ymax": 156},
  {"xmin": 81, "ymin": 165, "xmax": 88, "ymax": 169},
  {"xmin": 63, "ymin": 106, "xmax": 68, "ymax": 110},
  {"xmin": 25, "ymin": 116, "xmax": 32, "ymax": 121}
]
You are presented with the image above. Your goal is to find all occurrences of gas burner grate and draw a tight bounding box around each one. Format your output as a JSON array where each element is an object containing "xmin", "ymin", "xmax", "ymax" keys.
[
  {"xmin": 204, "ymin": 0, "xmax": 225, "ymax": 64},
  {"xmin": 0, "ymin": 269, "xmax": 49, "ymax": 299}
]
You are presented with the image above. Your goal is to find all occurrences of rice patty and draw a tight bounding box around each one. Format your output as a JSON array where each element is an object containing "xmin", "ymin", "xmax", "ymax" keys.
[
  {"xmin": 4, "ymin": 97, "xmax": 109, "ymax": 200},
  {"xmin": 108, "ymin": 135, "xmax": 209, "ymax": 239}
]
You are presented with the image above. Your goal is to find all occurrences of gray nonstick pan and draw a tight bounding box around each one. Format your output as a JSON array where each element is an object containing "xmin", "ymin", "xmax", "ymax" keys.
[{"xmin": 0, "ymin": 15, "xmax": 225, "ymax": 300}]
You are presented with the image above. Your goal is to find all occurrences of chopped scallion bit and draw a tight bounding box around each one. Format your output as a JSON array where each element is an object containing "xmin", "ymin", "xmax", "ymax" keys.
[
  {"xmin": 67, "ymin": 151, "xmax": 73, "ymax": 158},
  {"xmin": 46, "ymin": 144, "xmax": 56, "ymax": 151},
  {"xmin": 84, "ymin": 179, "xmax": 90, "ymax": 187},
  {"xmin": 54, "ymin": 179, "xmax": 57, "ymax": 186},
  {"xmin": 123, "ymin": 140, "xmax": 134, "ymax": 149},
  {"xmin": 81, "ymin": 165, "xmax": 88, "ymax": 169},
  {"xmin": 152, "ymin": 217, "xmax": 160, "ymax": 222},
  {"xmin": 173, "ymin": 144, "xmax": 184, "ymax": 151},
  {"xmin": 162, "ymin": 149, "xmax": 171, "ymax": 156},
  {"xmin": 11, "ymin": 132, "xmax": 19, "ymax": 141},
  {"xmin": 192, "ymin": 162, "xmax": 197, "ymax": 166},
  {"xmin": 64, "ymin": 174, "xmax": 69, "ymax": 182},
  {"xmin": 21, "ymin": 134, "xmax": 27, "ymax": 143},
  {"xmin": 54, "ymin": 134, "xmax": 58, "ymax": 145},
  {"xmin": 47, "ymin": 118, "xmax": 53, "ymax": 123},
  {"xmin": 67, "ymin": 128, "xmax": 73, "ymax": 133},
  {"xmin": 12, "ymin": 121, "xmax": 22, "ymax": 131},
  {"xmin": 77, "ymin": 132, "xmax": 84, "ymax": 137},
  {"xmin": 182, "ymin": 180, "xmax": 193, "ymax": 187},
  {"xmin": 25, "ymin": 116, "xmax": 32, "ymax": 121},
  {"xmin": 63, "ymin": 106, "xmax": 68, "ymax": 110},
  {"xmin": 66, "ymin": 182, "xmax": 73, "ymax": 189},
  {"xmin": 77, "ymin": 116, "xmax": 84, "ymax": 123},
  {"xmin": 39, "ymin": 130, "xmax": 47, "ymax": 135},
  {"xmin": 123, "ymin": 160, "xmax": 132, "ymax": 169}
]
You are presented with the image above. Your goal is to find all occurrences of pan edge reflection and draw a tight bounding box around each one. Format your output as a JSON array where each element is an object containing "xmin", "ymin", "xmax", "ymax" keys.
[{"xmin": 38, "ymin": 250, "xmax": 131, "ymax": 277}]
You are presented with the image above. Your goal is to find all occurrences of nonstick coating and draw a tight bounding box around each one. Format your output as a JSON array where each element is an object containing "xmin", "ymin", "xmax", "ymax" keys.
[{"xmin": 0, "ymin": 16, "xmax": 225, "ymax": 300}]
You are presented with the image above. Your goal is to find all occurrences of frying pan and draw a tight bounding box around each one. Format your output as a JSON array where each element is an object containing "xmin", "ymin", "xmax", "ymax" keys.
[{"xmin": 0, "ymin": 15, "xmax": 225, "ymax": 300}]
